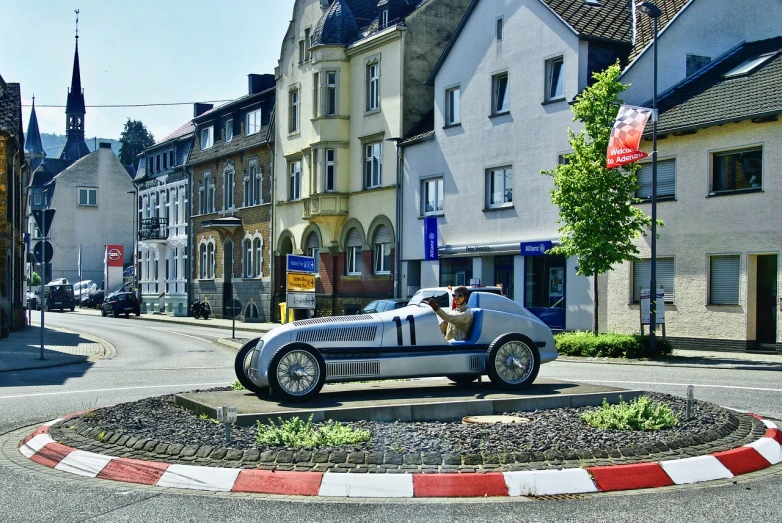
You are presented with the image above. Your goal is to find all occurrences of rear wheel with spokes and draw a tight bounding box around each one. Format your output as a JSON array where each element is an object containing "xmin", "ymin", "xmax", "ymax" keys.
[{"xmin": 486, "ymin": 334, "xmax": 540, "ymax": 390}]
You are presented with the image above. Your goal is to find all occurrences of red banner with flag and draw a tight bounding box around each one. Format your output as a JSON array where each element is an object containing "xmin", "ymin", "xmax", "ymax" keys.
[{"xmin": 606, "ymin": 105, "xmax": 653, "ymax": 168}]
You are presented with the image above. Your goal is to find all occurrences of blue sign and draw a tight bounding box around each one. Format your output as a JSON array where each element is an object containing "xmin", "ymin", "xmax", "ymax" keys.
[
  {"xmin": 423, "ymin": 216, "xmax": 438, "ymax": 261},
  {"xmin": 520, "ymin": 241, "xmax": 552, "ymax": 256},
  {"xmin": 287, "ymin": 254, "xmax": 315, "ymax": 273}
]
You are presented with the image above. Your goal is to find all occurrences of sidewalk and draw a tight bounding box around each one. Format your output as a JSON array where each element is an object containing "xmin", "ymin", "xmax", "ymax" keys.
[
  {"xmin": 558, "ymin": 349, "xmax": 782, "ymax": 370},
  {"xmin": 0, "ymin": 324, "xmax": 115, "ymax": 372}
]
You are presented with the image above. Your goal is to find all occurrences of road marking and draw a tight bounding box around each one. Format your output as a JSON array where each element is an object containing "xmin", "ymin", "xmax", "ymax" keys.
[
  {"xmin": 0, "ymin": 382, "xmax": 228, "ymax": 400},
  {"xmin": 557, "ymin": 378, "xmax": 782, "ymax": 393}
]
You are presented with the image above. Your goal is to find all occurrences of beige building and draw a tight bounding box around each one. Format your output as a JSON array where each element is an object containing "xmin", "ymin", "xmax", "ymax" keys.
[{"xmin": 274, "ymin": 0, "xmax": 470, "ymax": 317}]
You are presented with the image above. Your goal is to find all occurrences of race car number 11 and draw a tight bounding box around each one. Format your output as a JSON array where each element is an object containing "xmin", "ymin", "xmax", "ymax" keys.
[{"xmin": 392, "ymin": 315, "xmax": 416, "ymax": 346}]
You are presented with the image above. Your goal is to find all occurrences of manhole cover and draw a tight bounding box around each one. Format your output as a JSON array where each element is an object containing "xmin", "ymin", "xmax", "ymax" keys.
[{"xmin": 462, "ymin": 415, "xmax": 533, "ymax": 424}]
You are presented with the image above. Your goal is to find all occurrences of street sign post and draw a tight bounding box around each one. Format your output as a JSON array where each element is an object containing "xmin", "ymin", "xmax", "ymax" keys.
[{"xmin": 224, "ymin": 299, "xmax": 242, "ymax": 339}]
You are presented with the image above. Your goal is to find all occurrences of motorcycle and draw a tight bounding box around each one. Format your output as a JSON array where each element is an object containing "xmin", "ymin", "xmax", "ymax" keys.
[{"xmin": 190, "ymin": 298, "xmax": 211, "ymax": 320}]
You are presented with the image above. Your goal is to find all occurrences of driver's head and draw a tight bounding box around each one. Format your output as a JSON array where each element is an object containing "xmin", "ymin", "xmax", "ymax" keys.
[{"xmin": 453, "ymin": 286, "xmax": 468, "ymax": 306}]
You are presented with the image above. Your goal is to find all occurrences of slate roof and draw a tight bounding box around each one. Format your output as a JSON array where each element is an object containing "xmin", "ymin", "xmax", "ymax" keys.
[
  {"xmin": 628, "ymin": 0, "xmax": 691, "ymax": 63},
  {"xmin": 66, "ymin": 41, "xmax": 86, "ymax": 114},
  {"xmin": 401, "ymin": 109, "xmax": 434, "ymax": 145},
  {"xmin": 312, "ymin": 0, "xmax": 359, "ymax": 46},
  {"xmin": 29, "ymin": 162, "xmax": 54, "ymax": 188},
  {"xmin": 542, "ymin": 0, "xmax": 633, "ymax": 44},
  {"xmin": 154, "ymin": 121, "xmax": 195, "ymax": 146},
  {"xmin": 24, "ymin": 100, "xmax": 44, "ymax": 154},
  {"xmin": 0, "ymin": 78, "xmax": 23, "ymax": 147},
  {"xmin": 649, "ymin": 37, "xmax": 782, "ymax": 135}
]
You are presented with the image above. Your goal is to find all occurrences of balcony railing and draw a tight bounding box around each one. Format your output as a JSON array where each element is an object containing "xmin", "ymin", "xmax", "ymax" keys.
[{"xmin": 139, "ymin": 217, "xmax": 169, "ymax": 241}]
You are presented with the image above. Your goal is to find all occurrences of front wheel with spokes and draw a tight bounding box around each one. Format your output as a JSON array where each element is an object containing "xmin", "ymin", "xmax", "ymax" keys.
[
  {"xmin": 486, "ymin": 333, "xmax": 540, "ymax": 390},
  {"xmin": 268, "ymin": 343, "xmax": 326, "ymax": 402}
]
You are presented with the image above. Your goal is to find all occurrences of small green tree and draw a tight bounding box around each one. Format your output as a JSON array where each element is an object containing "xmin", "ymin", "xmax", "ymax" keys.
[
  {"xmin": 542, "ymin": 63, "xmax": 659, "ymax": 335},
  {"xmin": 28, "ymin": 271, "xmax": 41, "ymax": 286},
  {"xmin": 118, "ymin": 119, "xmax": 155, "ymax": 170}
]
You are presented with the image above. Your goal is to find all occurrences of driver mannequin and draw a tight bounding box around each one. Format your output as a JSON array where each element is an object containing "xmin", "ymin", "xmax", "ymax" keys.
[{"xmin": 426, "ymin": 286, "xmax": 473, "ymax": 342}]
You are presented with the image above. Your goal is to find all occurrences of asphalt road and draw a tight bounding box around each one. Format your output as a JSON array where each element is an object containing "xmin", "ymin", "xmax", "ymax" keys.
[{"xmin": 1, "ymin": 312, "xmax": 780, "ymax": 522}]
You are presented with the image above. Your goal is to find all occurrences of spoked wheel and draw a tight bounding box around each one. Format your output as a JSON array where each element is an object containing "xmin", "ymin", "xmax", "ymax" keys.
[
  {"xmin": 486, "ymin": 334, "xmax": 540, "ymax": 390},
  {"xmin": 268, "ymin": 343, "xmax": 325, "ymax": 402},
  {"xmin": 233, "ymin": 337, "xmax": 267, "ymax": 395},
  {"xmin": 446, "ymin": 374, "xmax": 479, "ymax": 385}
]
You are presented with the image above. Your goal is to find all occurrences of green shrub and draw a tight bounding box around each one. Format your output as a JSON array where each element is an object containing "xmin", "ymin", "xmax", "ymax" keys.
[
  {"xmin": 554, "ymin": 331, "xmax": 672, "ymax": 358},
  {"xmin": 581, "ymin": 395, "xmax": 679, "ymax": 431},
  {"xmin": 256, "ymin": 415, "xmax": 370, "ymax": 448},
  {"xmin": 231, "ymin": 380, "xmax": 246, "ymax": 391}
]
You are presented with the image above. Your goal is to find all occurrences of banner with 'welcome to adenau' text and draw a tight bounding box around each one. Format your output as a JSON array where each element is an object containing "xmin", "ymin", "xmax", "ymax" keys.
[{"xmin": 606, "ymin": 105, "xmax": 653, "ymax": 168}]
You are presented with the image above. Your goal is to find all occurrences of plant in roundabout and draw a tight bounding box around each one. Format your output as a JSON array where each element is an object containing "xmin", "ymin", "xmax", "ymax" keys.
[
  {"xmin": 256, "ymin": 414, "xmax": 370, "ymax": 448},
  {"xmin": 580, "ymin": 395, "xmax": 679, "ymax": 431}
]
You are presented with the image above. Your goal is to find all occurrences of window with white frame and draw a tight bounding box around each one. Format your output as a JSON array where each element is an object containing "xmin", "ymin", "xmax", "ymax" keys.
[
  {"xmin": 200, "ymin": 126, "xmax": 213, "ymax": 149},
  {"xmin": 445, "ymin": 86, "xmax": 460, "ymax": 126},
  {"xmin": 637, "ymin": 158, "xmax": 676, "ymax": 199},
  {"xmin": 243, "ymin": 170, "xmax": 252, "ymax": 207},
  {"xmin": 243, "ymin": 238, "xmax": 253, "ymax": 277},
  {"xmin": 364, "ymin": 142, "xmax": 382, "ymax": 188},
  {"xmin": 632, "ymin": 257, "xmax": 675, "ymax": 303},
  {"xmin": 172, "ymin": 190, "xmax": 179, "ymax": 225},
  {"xmin": 199, "ymin": 171, "xmax": 214, "ymax": 214},
  {"xmin": 198, "ymin": 242, "xmax": 215, "ymax": 279},
  {"xmin": 325, "ymin": 149, "xmax": 335, "ymax": 192},
  {"xmin": 366, "ymin": 62, "xmax": 379, "ymax": 111},
  {"xmin": 492, "ymin": 72, "xmax": 509, "ymax": 115},
  {"xmin": 289, "ymin": 89, "xmax": 299, "ymax": 133},
  {"xmin": 306, "ymin": 233, "xmax": 320, "ymax": 275},
  {"xmin": 253, "ymin": 238, "xmax": 262, "ymax": 277},
  {"xmin": 289, "ymin": 160, "xmax": 301, "ymax": 201},
  {"xmin": 304, "ymin": 28, "xmax": 311, "ymax": 61},
  {"xmin": 225, "ymin": 119, "xmax": 233, "ymax": 142},
  {"xmin": 222, "ymin": 163, "xmax": 235, "ymax": 210},
  {"xmin": 381, "ymin": 9, "xmax": 389, "ymax": 28},
  {"xmin": 78, "ymin": 187, "xmax": 97, "ymax": 207},
  {"xmin": 326, "ymin": 71, "xmax": 338, "ymax": 116},
  {"xmin": 711, "ymin": 147, "xmax": 762, "ymax": 194},
  {"xmin": 244, "ymin": 158, "xmax": 260, "ymax": 206},
  {"xmin": 373, "ymin": 225, "xmax": 392, "ymax": 275},
  {"xmin": 298, "ymin": 39, "xmax": 305, "ymax": 64},
  {"xmin": 246, "ymin": 109, "xmax": 261, "ymax": 135},
  {"xmin": 422, "ymin": 177, "xmax": 444, "ymax": 215},
  {"xmin": 545, "ymin": 56, "xmax": 564, "ymax": 101},
  {"xmin": 207, "ymin": 243, "xmax": 215, "ymax": 278},
  {"xmin": 709, "ymin": 255, "xmax": 740, "ymax": 305},
  {"xmin": 496, "ymin": 17, "xmax": 503, "ymax": 41},
  {"xmin": 486, "ymin": 166, "xmax": 512, "ymax": 208},
  {"xmin": 345, "ymin": 228, "xmax": 363, "ymax": 275},
  {"xmin": 313, "ymin": 72, "xmax": 320, "ymax": 117}
]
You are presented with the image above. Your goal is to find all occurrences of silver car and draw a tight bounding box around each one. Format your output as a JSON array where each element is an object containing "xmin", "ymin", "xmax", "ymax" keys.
[{"xmin": 235, "ymin": 292, "xmax": 557, "ymax": 402}]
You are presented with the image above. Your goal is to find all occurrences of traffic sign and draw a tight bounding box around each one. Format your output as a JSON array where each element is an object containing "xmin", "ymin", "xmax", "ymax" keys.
[
  {"xmin": 286, "ymin": 254, "xmax": 315, "ymax": 273},
  {"xmin": 33, "ymin": 241, "xmax": 53, "ymax": 264},
  {"xmin": 286, "ymin": 292, "xmax": 316, "ymax": 309},
  {"xmin": 287, "ymin": 272, "xmax": 315, "ymax": 292},
  {"xmin": 32, "ymin": 209, "xmax": 56, "ymax": 237},
  {"xmin": 224, "ymin": 299, "xmax": 242, "ymax": 319}
]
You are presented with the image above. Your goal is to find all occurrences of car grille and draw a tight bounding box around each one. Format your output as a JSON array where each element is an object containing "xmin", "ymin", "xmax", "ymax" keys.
[
  {"xmin": 296, "ymin": 326, "xmax": 377, "ymax": 343},
  {"xmin": 293, "ymin": 315, "xmax": 374, "ymax": 326},
  {"xmin": 327, "ymin": 360, "xmax": 380, "ymax": 378},
  {"xmin": 469, "ymin": 355, "xmax": 481, "ymax": 371}
]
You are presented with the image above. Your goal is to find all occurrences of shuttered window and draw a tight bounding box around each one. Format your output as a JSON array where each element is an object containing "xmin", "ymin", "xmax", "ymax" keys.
[
  {"xmin": 632, "ymin": 257, "xmax": 675, "ymax": 303},
  {"xmin": 346, "ymin": 228, "xmax": 363, "ymax": 276},
  {"xmin": 373, "ymin": 226, "xmax": 392, "ymax": 275},
  {"xmin": 709, "ymin": 255, "xmax": 740, "ymax": 305},
  {"xmin": 636, "ymin": 159, "xmax": 676, "ymax": 199}
]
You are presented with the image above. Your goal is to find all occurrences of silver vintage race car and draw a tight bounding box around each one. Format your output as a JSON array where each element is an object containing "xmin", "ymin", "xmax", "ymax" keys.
[{"xmin": 235, "ymin": 292, "xmax": 557, "ymax": 402}]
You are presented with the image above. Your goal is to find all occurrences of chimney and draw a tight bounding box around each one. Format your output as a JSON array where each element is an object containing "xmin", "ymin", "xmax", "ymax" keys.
[
  {"xmin": 193, "ymin": 102, "xmax": 214, "ymax": 118},
  {"xmin": 248, "ymin": 74, "xmax": 275, "ymax": 95},
  {"xmin": 99, "ymin": 142, "xmax": 112, "ymax": 149}
]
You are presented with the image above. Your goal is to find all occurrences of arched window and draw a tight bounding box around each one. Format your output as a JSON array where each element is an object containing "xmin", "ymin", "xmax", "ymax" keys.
[
  {"xmin": 373, "ymin": 225, "xmax": 391, "ymax": 274},
  {"xmin": 207, "ymin": 243, "xmax": 215, "ymax": 278},
  {"xmin": 243, "ymin": 238, "xmax": 253, "ymax": 277},
  {"xmin": 223, "ymin": 163, "xmax": 235, "ymax": 210},
  {"xmin": 253, "ymin": 238, "xmax": 262, "ymax": 277},
  {"xmin": 345, "ymin": 228, "xmax": 363, "ymax": 275},
  {"xmin": 199, "ymin": 244, "xmax": 207, "ymax": 278}
]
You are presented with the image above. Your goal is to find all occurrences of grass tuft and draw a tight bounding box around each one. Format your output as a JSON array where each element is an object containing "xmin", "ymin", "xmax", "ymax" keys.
[
  {"xmin": 580, "ymin": 395, "xmax": 679, "ymax": 431},
  {"xmin": 255, "ymin": 414, "xmax": 370, "ymax": 448}
]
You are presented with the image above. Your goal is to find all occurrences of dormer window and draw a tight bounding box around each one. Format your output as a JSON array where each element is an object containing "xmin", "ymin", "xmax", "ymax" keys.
[
  {"xmin": 246, "ymin": 109, "xmax": 262, "ymax": 135},
  {"xmin": 225, "ymin": 119, "xmax": 233, "ymax": 143},
  {"xmin": 201, "ymin": 127, "xmax": 213, "ymax": 150},
  {"xmin": 381, "ymin": 9, "xmax": 389, "ymax": 28}
]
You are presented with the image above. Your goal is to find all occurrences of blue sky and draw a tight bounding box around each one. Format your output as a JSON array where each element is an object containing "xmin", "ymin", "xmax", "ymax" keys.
[{"xmin": 1, "ymin": 1, "xmax": 293, "ymax": 144}]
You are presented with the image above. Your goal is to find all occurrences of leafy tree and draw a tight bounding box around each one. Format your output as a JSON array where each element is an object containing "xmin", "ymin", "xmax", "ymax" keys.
[
  {"xmin": 28, "ymin": 271, "xmax": 41, "ymax": 286},
  {"xmin": 542, "ymin": 63, "xmax": 659, "ymax": 335},
  {"xmin": 118, "ymin": 119, "xmax": 155, "ymax": 169}
]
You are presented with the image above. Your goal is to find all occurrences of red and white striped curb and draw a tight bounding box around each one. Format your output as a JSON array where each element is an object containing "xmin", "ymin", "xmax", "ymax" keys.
[{"xmin": 19, "ymin": 415, "xmax": 782, "ymax": 498}]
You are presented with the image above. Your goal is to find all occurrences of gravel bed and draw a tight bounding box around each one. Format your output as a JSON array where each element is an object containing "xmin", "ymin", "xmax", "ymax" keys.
[{"xmin": 81, "ymin": 390, "xmax": 733, "ymax": 456}]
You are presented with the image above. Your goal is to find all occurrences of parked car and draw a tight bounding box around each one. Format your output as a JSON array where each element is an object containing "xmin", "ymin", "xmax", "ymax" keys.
[
  {"xmin": 360, "ymin": 298, "xmax": 409, "ymax": 314},
  {"xmin": 26, "ymin": 290, "xmax": 39, "ymax": 310},
  {"xmin": 43, "ymin": 282, "xmax": 75, "ymax": 312},
  {"xmin": 73, "ymin": 280, "xmax": 97, "ymax": 306},
  {"xmin": 91, "ymin": 281, "xmax": 133, "ymax": 309},
  {"xmin": 408, "ymin": 285, "xmax": 505, "ymax": 308},
  {"xmin": 235, "ymin": 291, "xmax": 557, "ymax": 402},
  {"xmin": 101, "ymin": 291, "xmax": 140, "ymax": 317}
]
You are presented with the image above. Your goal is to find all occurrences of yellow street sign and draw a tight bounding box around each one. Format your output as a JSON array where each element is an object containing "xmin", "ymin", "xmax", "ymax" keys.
[{"xmin": 287, "ymin": 272, "xmax": 315, "ymax": 292}]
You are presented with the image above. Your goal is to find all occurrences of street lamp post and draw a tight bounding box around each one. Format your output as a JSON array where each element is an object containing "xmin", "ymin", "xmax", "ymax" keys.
[{"xmin": 638, "ymin": 2, "xmax": 661, "ymax": 356}]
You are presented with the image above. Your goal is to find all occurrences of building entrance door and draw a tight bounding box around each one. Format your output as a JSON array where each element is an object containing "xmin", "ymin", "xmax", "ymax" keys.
[
  {"xmin": 524, "ymin": 254, "xmax": 566, "ymax": 330},
  {"xmin": 494, "ymin": 256, "xmax": 514, "ymax": 300},
  {"xmin": 756, "ymin": 254, "xmax": 777, "ymax": 345}
]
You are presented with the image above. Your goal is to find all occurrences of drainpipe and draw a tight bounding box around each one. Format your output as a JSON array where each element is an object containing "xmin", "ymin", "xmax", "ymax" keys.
[
  {"xmin": 265, "ymin": 138, "xmax": 275, "ymax": 321},
  {"xmin": 387, "ymin": 137, "xmax": 403, "ymax": 299}
]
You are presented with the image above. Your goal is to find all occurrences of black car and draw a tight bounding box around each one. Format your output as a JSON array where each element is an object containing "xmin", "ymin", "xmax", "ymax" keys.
[
  {"xmin": 44, "ymin": 283, "xmax": 75, "ymax": 312},
  {"xmin": 101, "ymin": 292, "xmax": 141, "ymax": 317},
  {"xmin": 360, "ymin": 298, "xmax": 409, "ymax": 314}
]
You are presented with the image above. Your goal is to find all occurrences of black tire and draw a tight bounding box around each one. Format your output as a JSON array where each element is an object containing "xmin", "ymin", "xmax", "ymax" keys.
[
  {"xmin": 193, "ymin": 310, "xmax": 201, "ymax": 319},
  {"xmin": 125, "ymin": 312, "xmax": 130, "ymax": 318},
  {"xmin": 135, "ymin": 312, "xmax": 140, "ymax": 316},
  {"xmin": 446, "ymin": 374, "xmax": 479, "ymax": 385},
  {"xmin": 202, "ymin": 312, "xmax": 209, "ymax": 320},
  {"xmin": 101, "ymin": 308, "xmax": 107, "ymax": 317},
  {"xmin": 234, "ymin": 337, "xmax": 267, "ymax": 394},
  {"xmin": 485, "ymin": 333, "xmax": 540, "ymax": 390},
  {"xmin": 70, "ymin": 306, "xmax": 75, "ymax": 312},
  {"xmin": 268, "ymin": 343, "xmax": 326, "ymax": 402},
  {"xmin": 112, "ymin": 309, "xmax": 119, "ymax": 318}
]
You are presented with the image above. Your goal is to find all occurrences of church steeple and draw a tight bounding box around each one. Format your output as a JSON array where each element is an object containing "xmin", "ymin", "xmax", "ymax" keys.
[
  {"xmin": 25, "ymin": 96, "xmax": 45, "ymax": 157},
  {"xmin": 60, "ymin": 9, "xmax": 90, "ymax": 163}
]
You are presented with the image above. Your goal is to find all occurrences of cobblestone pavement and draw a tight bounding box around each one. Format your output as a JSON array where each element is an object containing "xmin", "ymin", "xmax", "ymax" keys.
[{"xmin": 0, "ymin": 321, "xmax": 115, "ymax": 372}]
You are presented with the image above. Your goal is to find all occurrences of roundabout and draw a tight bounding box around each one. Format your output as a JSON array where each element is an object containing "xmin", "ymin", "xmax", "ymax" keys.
[{"xmin": 17, "ymin": 379, "xmax": 782, "ymax": 499}]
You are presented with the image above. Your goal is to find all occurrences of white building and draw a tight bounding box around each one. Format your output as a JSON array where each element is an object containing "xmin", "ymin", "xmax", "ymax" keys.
[
  {"xmin": 48, "ymin": 143, "xmax": 135, "ymax": 285},
  {"xmin": 400, "ymin": 0, "xmax": 637, "ymax": 331}
]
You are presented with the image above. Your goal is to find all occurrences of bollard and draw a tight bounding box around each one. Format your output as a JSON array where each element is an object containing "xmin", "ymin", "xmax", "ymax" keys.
[
  {"xmin": 216, "ymin": 406, "xmax": 238, "ymax": 445},
  {"xmin": 685, "ymin": 385, "xmax": 694, "ymax": 420}
]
